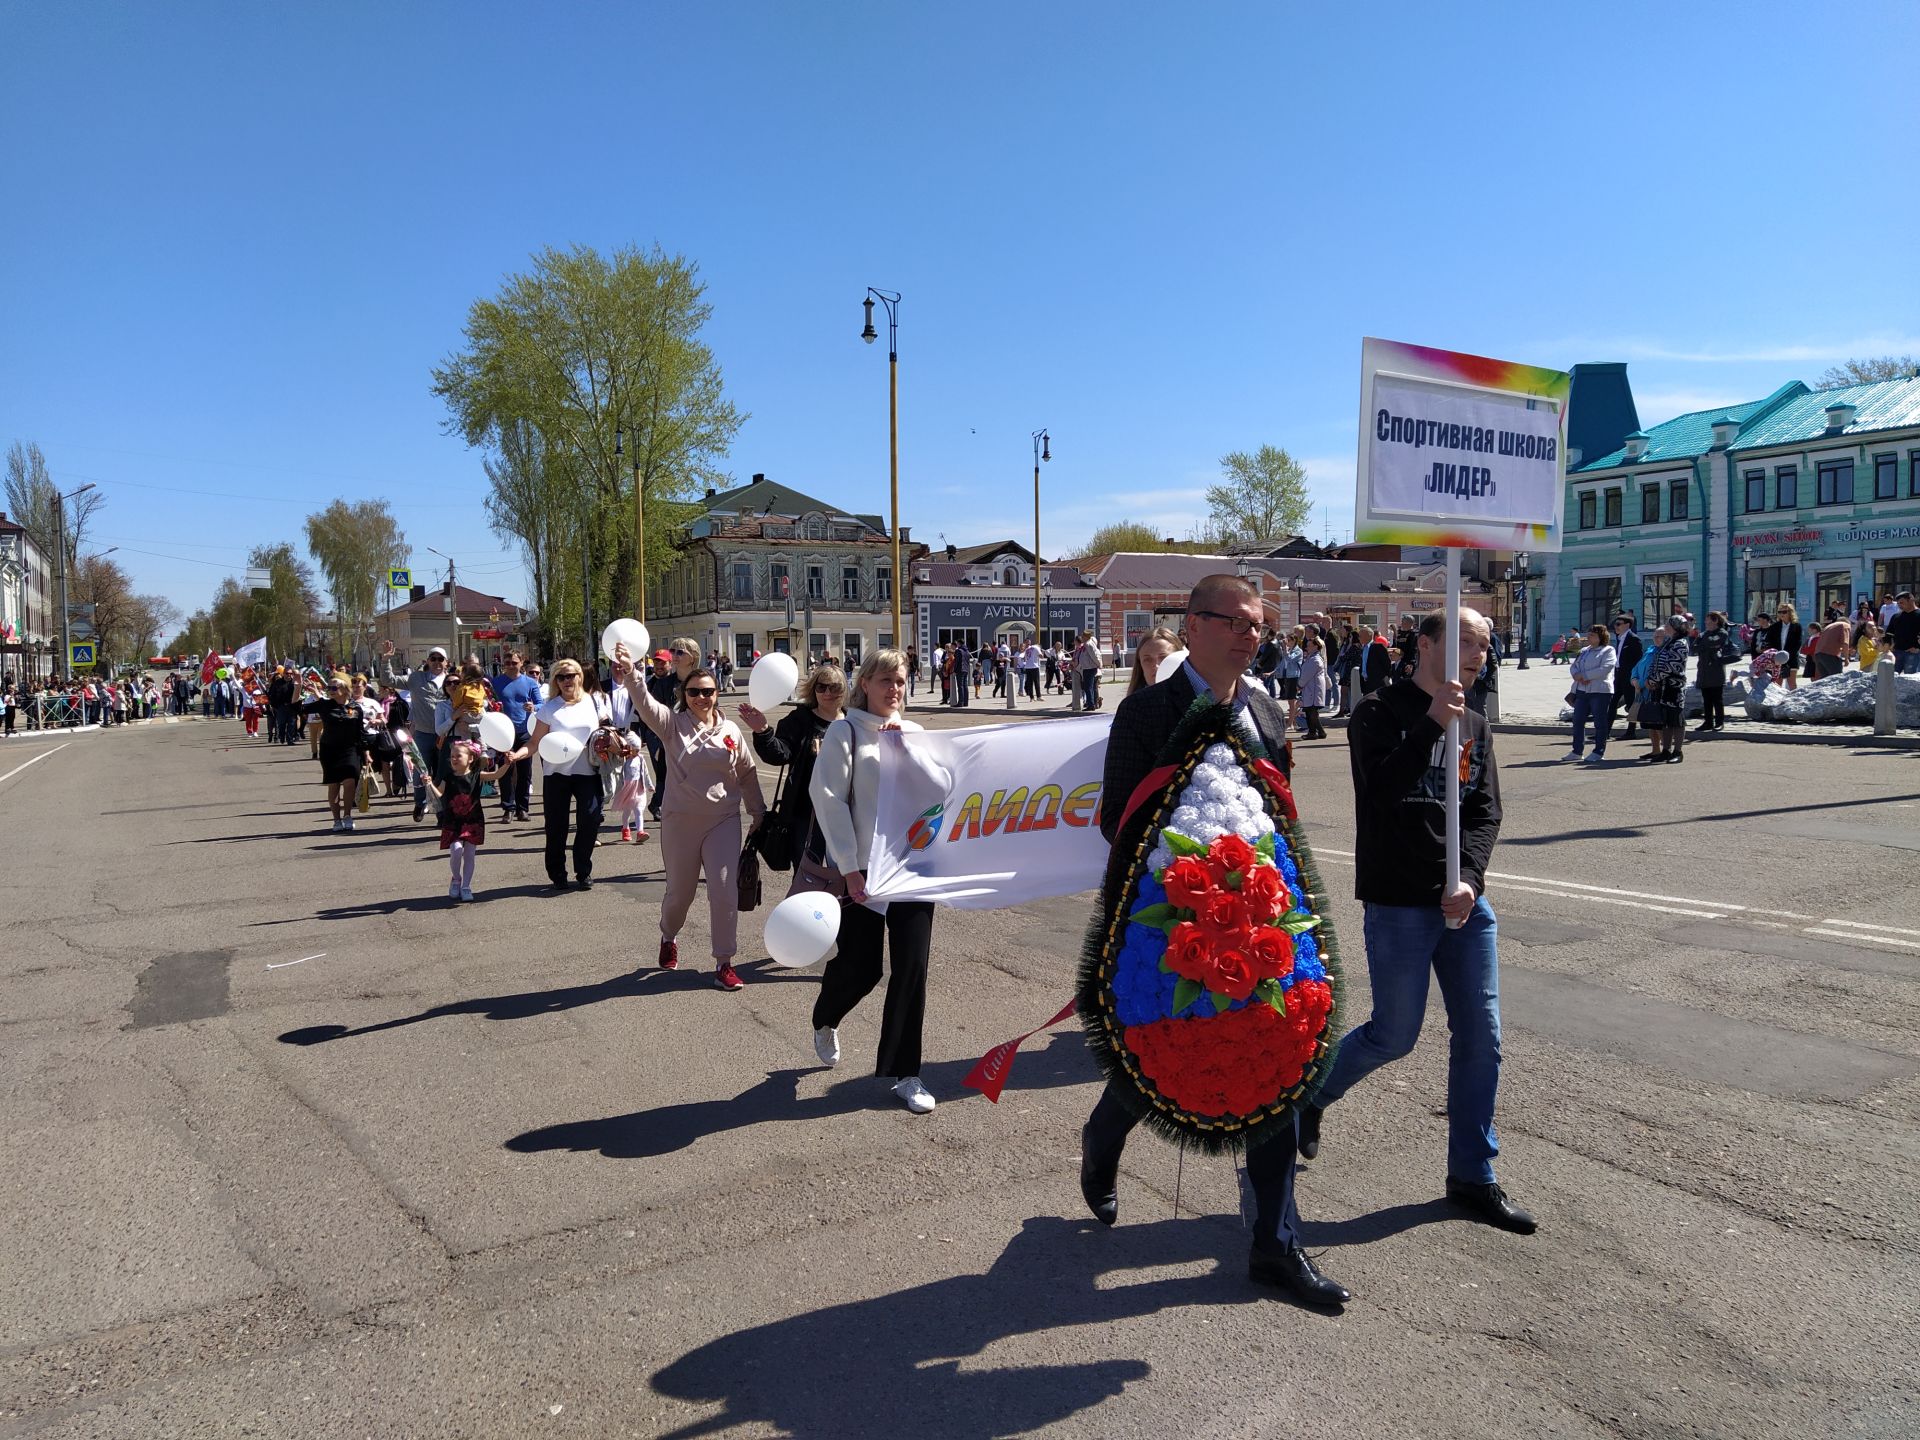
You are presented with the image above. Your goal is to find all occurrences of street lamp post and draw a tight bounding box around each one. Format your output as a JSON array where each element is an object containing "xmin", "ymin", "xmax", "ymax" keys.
[
  {"xmin": 861, "ymin": 288, "xmax": 903, "ymax": 651},
  {"xmin": 1033, "ymin": 428, "xmax": 1049, "ymax": 696},
  {"xmin": 426, "ymin": 546, "xmax": 459, "ymax": 663},
  {"xmin": 615, "ymin": 426, "xmax": 645, "ymax": 624},
  {"xmin": 54, "ymin": 483, "xmax": 96, "ymax": 678},
  {"xmin": 1512, "ymin": 552, "xmax": 1531, "ymax": 669}
]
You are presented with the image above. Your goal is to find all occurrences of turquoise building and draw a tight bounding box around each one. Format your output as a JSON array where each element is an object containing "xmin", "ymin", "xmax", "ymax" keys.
[{"xmin": 1543, "ymin": 371, "xmax": 1920, "ymax": 640}]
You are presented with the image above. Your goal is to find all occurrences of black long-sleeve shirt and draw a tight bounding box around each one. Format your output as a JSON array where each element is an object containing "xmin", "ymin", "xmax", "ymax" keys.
[
  {"xmin": 751, "ymin": 704, "xmax": 834, "ymax": 841},
  {"xmin": 1347, "ymin": 678, "xmax": 1501, "ymax": 907}
]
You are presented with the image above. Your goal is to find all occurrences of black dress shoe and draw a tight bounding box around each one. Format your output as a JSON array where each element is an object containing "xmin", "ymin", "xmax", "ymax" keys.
[
  {"xmin": 1249, "ymin": 1244, "xmax": 1350, "ymax": 1306},
  {"xmin": 1666, "ymin": 750, "xmax": 1684, "ymax": 764},
  {"xmin": 1297, "ymin": 1103, "xmax": 1324, "ymax": 1160},
  {"xmin": 1079, "ymin": 1124, "xmax": 1119, "ymax": 1227},
  {"xmin": 576, "ymin": 876, "xmax": 594, "ymax": 891},
  {"xmin": 1445, "ymin": 1179, "xmax": 1537, "ymax": 1234}
]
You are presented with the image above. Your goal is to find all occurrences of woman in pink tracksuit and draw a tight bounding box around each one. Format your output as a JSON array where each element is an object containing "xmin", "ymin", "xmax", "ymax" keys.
[{"xmin": 622, "ymin": 652, "xmax": 764, "ymax": 991}]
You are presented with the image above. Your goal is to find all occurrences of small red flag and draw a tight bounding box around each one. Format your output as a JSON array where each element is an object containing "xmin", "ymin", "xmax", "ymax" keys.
[{"xmin": 963, "ymin": 998, "xmax": 1080, "ymax": 1103}]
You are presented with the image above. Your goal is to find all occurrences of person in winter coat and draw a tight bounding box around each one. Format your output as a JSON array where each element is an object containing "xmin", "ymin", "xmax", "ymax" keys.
[
  {"xmin": 1693, "ymin": 611, "xmax": 1738, "ymax": 733},
  {"xmin": 1297, "ymin": 633, "xmax": 1329, "ymax": 738}
]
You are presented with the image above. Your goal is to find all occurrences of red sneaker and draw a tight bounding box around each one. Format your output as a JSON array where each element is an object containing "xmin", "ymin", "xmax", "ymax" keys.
[
  {"xmin": 658, "ymin": 939, "xmax": 679, "ymax": 970},
  {"xmin": 714, "ymin": 962, "xmax": 744, "ymax": 991},
  {"xmin": 620, "ymin": 825, "xmax": 633, "ymax": 843}
]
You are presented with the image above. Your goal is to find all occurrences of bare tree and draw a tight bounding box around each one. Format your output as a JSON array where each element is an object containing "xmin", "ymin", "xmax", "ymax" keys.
[
  {"xmin": 1815, "ymin": 356, "xmax": 1918, "ymax": 389},
  {"xmin": 4, "ymin": 440, "xmax": 102, "ymax": 568}
]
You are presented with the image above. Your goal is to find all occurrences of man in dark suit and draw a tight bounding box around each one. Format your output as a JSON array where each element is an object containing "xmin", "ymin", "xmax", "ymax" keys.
[
  {"xmin": 1078, "ymin": 573, "xmax": 1348, "ymax": 1307},
  {"xmin": 1609, "ymin": 613, "xmax": 1643, "ymax": 739}
]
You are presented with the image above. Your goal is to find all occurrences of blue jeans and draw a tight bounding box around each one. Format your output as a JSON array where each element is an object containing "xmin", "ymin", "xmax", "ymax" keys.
[
  {"xmin": 1896, "ymin": 650, "xmax": 1920, "ymax": 675},
  {"xmin": 1315, "ymin": 898, "xmax": 1503, "ymax": 1186},
  {"xmin": 1569, "ymin": 691, "xmax": 1610, "ymax": 756}
]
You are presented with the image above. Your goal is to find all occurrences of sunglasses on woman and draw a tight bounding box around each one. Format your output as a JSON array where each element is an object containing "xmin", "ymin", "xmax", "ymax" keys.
[{"xmin": 685, "ymin": 686, "xmax": 717, "ymax": 698}]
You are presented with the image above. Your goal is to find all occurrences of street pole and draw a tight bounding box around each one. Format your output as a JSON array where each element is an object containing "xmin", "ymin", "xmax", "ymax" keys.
[
  {"xmin": 53, "ymin": 483, "xmax": 94, "ymax": 680},
  {"xmin": 862, "ymin": 289, "xmax": 902, "ymax": 651}
]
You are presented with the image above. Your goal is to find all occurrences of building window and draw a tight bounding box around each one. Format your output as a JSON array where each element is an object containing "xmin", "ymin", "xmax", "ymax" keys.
[
  {"xmin": 1776, "ymin": 466, "xmax": 1798, "ymax": 509},
  {"xmin": 1816, "ymin": 571, "xmax": 1852, "ymax": 619},
  {"xmin": 733, "ymin": 633, "xmax": 755, "ymax": 668},
  {"xmin": 1875, "ymin": 454, "xmax": 1898, "ymax": 500},
  {"xmin": 805, "ymin": 515, "xmax": 826, "ymax": 540},
  {"xmin": 1640, "ymin": 485, "xmax": 1660, "ymax": 524},
  {"xmin": 1668, "ymin": 479, "xmax": 1689, "ymax": 521},
  {"xmin": 1816, "ymin": 458, "xmax": 1854, "ymax": 506},
  {"xmin": 731, "ymin": 562, "xmax": 754, "ymax": 602},
  {"xmin": 806, "ymin": 564, "xmax": 825, "ymax": 600},
  {"xmin": 770, "ymin": 561, "xmax": 790, "ymax": 600},
  {"xmin": 1874, "ymin": 556, "xmax": 1920, "ymax": 597},
  {"xmin": 843, "ymin": 633, "xmax": 864, "ymax": 665},
  {"xmin": 808, "ymin": 631, "xmax": 828, "ymax": 658},
  {"xmin": 841, "ymin": 565, "xmax": 860, "ymax": 601},
  {"xmin": 1578, "ymin": 577, "xmax": 1621, "ymax": 630},
  {"xmin": 1745, "ymin": 470, "xmax": 1767, "ymax": 512},
  {"xmin": 1642, "ymin": 571, "xmax": 1689, "ymax": 623},
  {"xmin": 1911, "ymin": 451, "xmax": 1920, "ymax": 499},
  {"xmin": 878, "ymin": 632, "xmax": 893, "ymax": 650},
  {"xmin": 876, "ymin": 566, "xmax": 891, "ymax": 600},
  {"xmin": 1578, "ymin": 493, "xmax": 1596, "ymax": 529},
  {"xmin": 1748, "ymin": 565, "xmax": 1795, "ymax": 621},
  {"xmin": 1123, "ymin": 610, "xmax": 1153, "ymax": 652},
  {"xmin": 1603, "ymin": 490, "xmax": 1622, "ymax": 527}
]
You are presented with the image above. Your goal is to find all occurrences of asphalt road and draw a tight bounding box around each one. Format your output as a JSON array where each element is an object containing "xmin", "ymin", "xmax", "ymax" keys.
[{"xmin": 1, "ymin": 710, "xmax": 1916, "ymax": 1440}]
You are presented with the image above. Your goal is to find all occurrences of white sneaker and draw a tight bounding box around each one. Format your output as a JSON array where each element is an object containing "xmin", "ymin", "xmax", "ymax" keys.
[
  {"xmin": 892, "ymin": 1076, "xmax": 935, "ymax": 1115},
  {"xmin": 813, "ymin": 1026, "xmax": 840, "ymax": 1067},
  {"xmin": 448, "ymin": 881, "xmax": 461, "ymax": 899},
  {"xmin": 343, "ymin": 816, "xmax": 355, "ymax": 832},
  {"xmin": 460, "ymin": 886, "xmax": 475, "ymax": 902},
  {"xmin": 331, "ymin": 818, "xmax": 343, "ymax": 832},
  {"xmin": 1559, "ymin": 750, "xmax": 1580, "ymax": 762}
]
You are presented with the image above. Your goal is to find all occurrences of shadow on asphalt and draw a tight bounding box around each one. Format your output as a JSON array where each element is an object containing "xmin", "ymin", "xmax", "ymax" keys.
[
  {"xmin": 1500, "ymin": 788, "xmax": 1920, "ymax": 846},
  {"xmin": 1295, "ymin": 1196, "xmax": 1457, "ymax": 1247},
  {"xmin": 503, "ymin": 1032, "xmax": 1100, "ymax": 1162},
  {"xmin": 647, "ymin": 1214, "xmax": 1293, "ymax": 1439},
  {"xmin": 278, "ymin": 961, "xmax": 714, "ymax": 1045}
]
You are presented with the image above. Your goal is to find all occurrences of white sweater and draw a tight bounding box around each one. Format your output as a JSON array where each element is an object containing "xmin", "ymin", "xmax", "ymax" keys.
[{"xmin": 809, "ymin": 709, "xmax": 950, "ymax": 886}]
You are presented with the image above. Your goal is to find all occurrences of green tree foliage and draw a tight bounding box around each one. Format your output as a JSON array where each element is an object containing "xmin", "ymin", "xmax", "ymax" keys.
[
  {"xmin": 1078, "ymin": 521, "xmax": 1173, "ymax": 556},
  {"xmin": 1206, "ymin": 446, "xmax": 1312, "ymax": 543},
  {"xmin": 1815, "ymin": 355, "xmax": 1918, "ymax": 389},
  {"xmin": 431, "ymin": 244, "xmax": 744, "ymax": 651},
  {"xmin": 207, "ymin": 543, "xmax": 318, "ymax": 659},
  {"xmin": 304, "ymin": 499, "xmax": 406, "ymax": 664}
]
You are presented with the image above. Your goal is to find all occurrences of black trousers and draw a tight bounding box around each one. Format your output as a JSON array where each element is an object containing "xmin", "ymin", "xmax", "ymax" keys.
[
  {"xmin": 499, "ymin": 745, "xmax": 533, "ymax": 814},
  {"xmin": 542, "ymin": 772, "xmax": 603, "ymax": 883},
  {"xmin": 1611, "ymin": 690, "xmax": 1635, "ymax": 733},
  {"xmin": 1084, "ymin": 1081, "xmax": 1301, "ymax": 1250},
  {"xmin": 1698, "ymin": 686, "xmax": 1725, "ymax": 726},
  {"xmin": 812, "ymin": 900, "xmax": 935, "ymax": 1078},
  {"xmin": 642, "ymin": 730, "xmax": 666, "ymax": 817}
]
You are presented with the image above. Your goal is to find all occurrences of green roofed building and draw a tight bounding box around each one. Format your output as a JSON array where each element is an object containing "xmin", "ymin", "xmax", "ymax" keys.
[{"xmin": 1542, "ymin": 368, "xmax": 1920, "ymax": 644}]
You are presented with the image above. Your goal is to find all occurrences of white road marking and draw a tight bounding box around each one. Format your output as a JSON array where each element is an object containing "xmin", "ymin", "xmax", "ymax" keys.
[
  {"xmin": 1804, "ymin": 928, "xmax": 1920, "ymax": 953},
  {"xmin": 1491, "ymin": 883, "xmax": 1726, "ymax": 920},
  {"xmin": 1813, "ymin": 918, "xmax": 1920, "ymax": 938},
  {"xmin": 1308, "ymin": 846, "xmax": 1809, "ymax": 919},
  {"xmin": 0, "ymin": 744, "xmax": 68, "ymax": 788}
]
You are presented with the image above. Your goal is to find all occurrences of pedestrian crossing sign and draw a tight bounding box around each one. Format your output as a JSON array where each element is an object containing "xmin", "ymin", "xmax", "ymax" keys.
[
  {"xmin": 69, "ymin": 641, "xmax": 96, "ymax": 669},
  {"xmin": 388, "ymin": 568, "xmax": 412, "ymax": 590}
]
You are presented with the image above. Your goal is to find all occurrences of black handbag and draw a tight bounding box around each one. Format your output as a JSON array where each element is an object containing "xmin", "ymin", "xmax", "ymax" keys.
[
  {"xmin": 755, "ymin": 765, "xmax": 797, "ymax": 871},
  {"xmin": 737, "ymin": 838, "xmax": 764, "ymax": 912}
]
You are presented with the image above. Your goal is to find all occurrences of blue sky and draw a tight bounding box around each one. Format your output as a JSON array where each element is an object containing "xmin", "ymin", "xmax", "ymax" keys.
[{"xmin": 4, "ymin": 1, "xmax": 1917, "ymax": 619}]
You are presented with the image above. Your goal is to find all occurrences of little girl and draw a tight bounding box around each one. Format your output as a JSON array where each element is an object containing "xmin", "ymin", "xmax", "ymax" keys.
[{"xmin": 422, "ymin": 740, "xmax": 509, "ymax": 902}]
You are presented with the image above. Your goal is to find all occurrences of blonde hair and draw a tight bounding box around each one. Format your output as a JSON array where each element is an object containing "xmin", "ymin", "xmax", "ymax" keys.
[
  {"xmin": 799, "ymin": 662, "xmax": 846, "ymax": 707},
  {"xmin": 1127, "ymin": 625, "xmax": 1182, "ymax": 694},
  {"xmin": 850, "ymin": 648, "xmax": 909, "ymax": 713}
]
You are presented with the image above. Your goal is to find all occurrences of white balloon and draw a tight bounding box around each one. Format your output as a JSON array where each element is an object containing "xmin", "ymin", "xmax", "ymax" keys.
[
  {"xmin": 477, "ymin": 711, "xmax": 515, "ymax": 753},
  {"xmin": 764, "ymin": 891, "xmax": 841, "ymax": 969},
  {"xmin": 747, "ymin": 651, "xmax": 801, "ymax": 710},
  {"xmin": 600, "ymin": 617, "xmax": 651, "ymax": 662},
  {"xmin": 1155, "ymin": 648, "xmax": 1189, "ymax": 683},
  {"xmin": 538, "ymin": 730, "xmax": 584, "ymax": 767}
]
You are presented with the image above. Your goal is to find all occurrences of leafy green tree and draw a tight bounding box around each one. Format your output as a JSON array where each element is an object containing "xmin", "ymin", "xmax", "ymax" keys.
[
  {"xmin": 1206, "ymin": 445, "xmax": 1311, "ymax": 543},
  {"xmin": 304, "ymin": 499, "xmax": 406, "ymax": 665},
  {"xmin": 432, "ymin": 244, "xmax": 744, "ymax": 648},
  {"xmin": 213, "ymin": 543, "xmax": 318, "ymax": 660},
  {"xmin": 1815, "ymin": 355, "xmax": 1918, "ymax": 389},
  {"xmin": 1078, "ymin": 521, "xmax": 1171, "ymax": 556}
]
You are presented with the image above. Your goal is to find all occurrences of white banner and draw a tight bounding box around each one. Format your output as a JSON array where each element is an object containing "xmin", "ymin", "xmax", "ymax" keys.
[
  {"xmin": 233, "ymin": 637, "xmax": 268, "ymax": 669},
  {"xmin": 865, "ymin": 714, "xmax": 1114, "ymax": 909}
]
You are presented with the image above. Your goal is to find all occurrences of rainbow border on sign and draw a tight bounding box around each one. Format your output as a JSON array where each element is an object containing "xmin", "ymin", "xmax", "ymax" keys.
[{"xmin": 1353, "ymin": 337, "xmax": 1569, "ymax": 552}]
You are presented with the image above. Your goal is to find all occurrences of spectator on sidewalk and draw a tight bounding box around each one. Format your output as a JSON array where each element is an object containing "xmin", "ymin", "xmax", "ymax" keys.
[
  {"xmin": 1885, "ymin": 593, "xmax": 1920, "ymax": 675},
  {"xmin": 1565, "ymin": 624, "xmax": 1615, "ymax": 762},
  {"xmin": 1609, "ymin": 614, "xmax": 1643, "ymax": 741}
]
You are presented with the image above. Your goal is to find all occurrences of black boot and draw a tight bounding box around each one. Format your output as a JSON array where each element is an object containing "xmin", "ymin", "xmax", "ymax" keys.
[
  {"xmin": 1078, "ymin": 1123, "xmax": 1119, "ymax": 1227},
  {"xmin": 1249, "ymin": 1244, "xmax": 1350, "ymax": 1306},
  {"xmin": 1297, "ymin": 1103, "xmax": 1324, "ymax": 1160}
]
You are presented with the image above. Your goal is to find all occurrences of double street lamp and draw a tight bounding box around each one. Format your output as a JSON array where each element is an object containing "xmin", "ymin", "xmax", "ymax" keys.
[{"xmin": 860, "ymin": 288, "xmax": 903, "ymax": 651}]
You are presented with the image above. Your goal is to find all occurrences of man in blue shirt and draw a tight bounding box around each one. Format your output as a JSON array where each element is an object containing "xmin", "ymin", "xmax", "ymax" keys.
[{"xmin": 492, "ymin": 650, "xmax": 542, "ymax": 821}]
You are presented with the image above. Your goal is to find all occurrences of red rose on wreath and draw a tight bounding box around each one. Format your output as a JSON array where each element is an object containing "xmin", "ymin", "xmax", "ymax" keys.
[
  {"xmin": 1240, "ymin": 863, "xmax": 1288, "ymax": 921},
  {"xmin": 1163, "ymin": 855, "xmax": 1213, "ymax": 910},
  {"xmin": 1250, "ymin": 925, "xmax": 1295, "ymax": 981},
  {"xmin": 1200, "ymin": 889, "xmax": 1249, "ymax": 935},
  {"xmin": 1201, "ymin": 941, "xmax": 1260, "ymax": 1001},
  {"xmin": 1210, "ymin": 833, "xmax": 1256, "ymax": 875},
  {"xmin": 1165, "ymin": 921, "xmax": 1213, "ymax": 983}
]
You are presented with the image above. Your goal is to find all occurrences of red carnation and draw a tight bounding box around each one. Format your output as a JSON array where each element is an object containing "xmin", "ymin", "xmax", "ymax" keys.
[
  {"xmin": 1123, "ymin": 1001, "xmax": 1331, "ymax": 1118},
  {"xmin": 1163, "ymin": 856, "xmax": 1213, "ymax": 911},
  {"xmin": 1240, "ymin": 863, "xmax": 1288, "ymax": 922}
]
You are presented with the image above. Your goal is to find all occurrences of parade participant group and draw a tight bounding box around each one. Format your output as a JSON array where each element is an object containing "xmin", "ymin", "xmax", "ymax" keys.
[{"xmin": 213, "ymin": 572, "xmax": 1534, "ymax": 1311}]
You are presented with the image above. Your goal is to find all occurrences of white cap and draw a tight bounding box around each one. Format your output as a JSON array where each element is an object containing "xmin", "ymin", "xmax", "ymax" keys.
[{"xmin": 426, "ymin": 646, "xmax": 449, "ymax": 660}]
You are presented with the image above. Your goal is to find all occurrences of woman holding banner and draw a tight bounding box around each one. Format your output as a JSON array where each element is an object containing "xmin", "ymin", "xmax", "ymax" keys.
[{"xmin": 808, "ymin": 649, "xmax": 943, "ymax": 1115}]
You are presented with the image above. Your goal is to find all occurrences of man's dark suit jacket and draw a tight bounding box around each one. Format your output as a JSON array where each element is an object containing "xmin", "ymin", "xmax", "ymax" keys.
[{"xmin": 1099, "ymin": 667, "xmax": 1292, "ymax": 855}]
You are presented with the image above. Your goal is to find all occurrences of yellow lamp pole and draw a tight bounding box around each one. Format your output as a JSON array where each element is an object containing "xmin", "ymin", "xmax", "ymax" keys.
[{"xmin": 862, "ymin": 288, "xmax": 902, "ymax": 651}]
